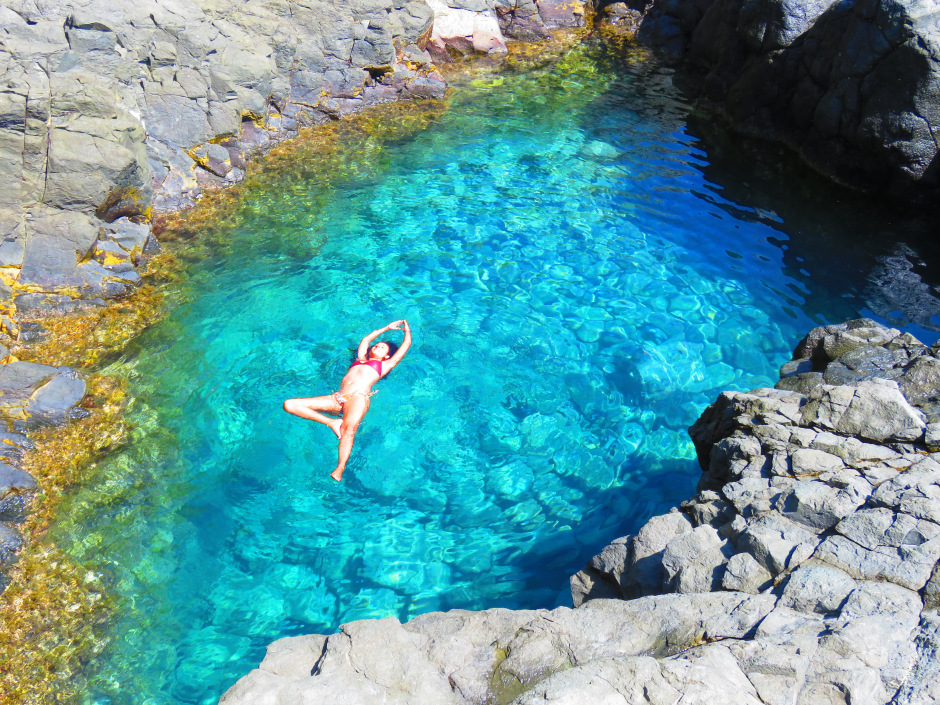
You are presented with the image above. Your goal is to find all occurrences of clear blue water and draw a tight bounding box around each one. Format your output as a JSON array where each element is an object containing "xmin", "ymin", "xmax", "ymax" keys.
[{"xmin": 47, "ymin": 41, "xmax": 939, "ymax": 704}]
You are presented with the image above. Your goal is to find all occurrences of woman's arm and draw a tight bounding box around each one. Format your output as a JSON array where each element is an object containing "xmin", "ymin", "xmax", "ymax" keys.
[
  {"xmin": 356, "ymin": 322, "xmax": 398, "ymax": 360},
  {"xmin": 381, "ymin": 320, "xmax": 412, "ymax": 375}
]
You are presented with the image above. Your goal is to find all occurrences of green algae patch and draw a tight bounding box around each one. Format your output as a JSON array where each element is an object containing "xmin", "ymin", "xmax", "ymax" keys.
[
  {"xmin": 488, "ymin": 645, "xmax": 572, "ymax": 705},
  {"xmin": 489, "ymin": 647, "xmax": 531, "ymax": 705}
]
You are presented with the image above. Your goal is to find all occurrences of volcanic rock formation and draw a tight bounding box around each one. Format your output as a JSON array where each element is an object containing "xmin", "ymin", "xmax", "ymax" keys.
[{"xmin": 623, "ymin": 0, "xmax": 940, "ymax": 204}]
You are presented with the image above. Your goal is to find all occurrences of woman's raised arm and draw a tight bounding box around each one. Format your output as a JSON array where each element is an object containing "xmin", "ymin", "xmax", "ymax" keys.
[
  {"xmin": 381, "ymin": 320, "xmax": 412, "ymax": 374},
  {"xmin": 356, "ymin": 322, "xmax": 397, "ymax": 360}
]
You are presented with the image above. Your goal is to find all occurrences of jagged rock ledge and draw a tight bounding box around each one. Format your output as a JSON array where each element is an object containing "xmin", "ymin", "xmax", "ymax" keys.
[{"xmin": 221, "ymin": 319, "xmax": 940, "ymax": 705}]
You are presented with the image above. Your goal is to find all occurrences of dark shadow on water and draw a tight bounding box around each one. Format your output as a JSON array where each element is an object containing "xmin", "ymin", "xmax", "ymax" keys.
[{"xmin": 685, "ymin": 116, "xmax": 940, "ymax": 342}]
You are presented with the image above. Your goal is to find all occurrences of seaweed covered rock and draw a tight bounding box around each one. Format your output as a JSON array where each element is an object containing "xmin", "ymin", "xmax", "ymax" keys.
[
  {"xmin": 0, "ymin": 362, "xmax": 81, "ymax": 581},
  {"xmin": 629, "ymin": 0, "xmax": 940, "ymax": 204}
]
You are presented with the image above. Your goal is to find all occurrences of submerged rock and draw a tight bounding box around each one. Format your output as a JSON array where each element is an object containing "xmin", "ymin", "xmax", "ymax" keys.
[{"xmin": 223, "ymin": 319, "xmax": 940, "ymax": 703}]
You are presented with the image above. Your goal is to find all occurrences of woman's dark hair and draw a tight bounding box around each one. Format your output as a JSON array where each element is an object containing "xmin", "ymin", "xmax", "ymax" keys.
[{"xmin": 375, "ymin": 340, "xmax": 399, "ymax": 358}]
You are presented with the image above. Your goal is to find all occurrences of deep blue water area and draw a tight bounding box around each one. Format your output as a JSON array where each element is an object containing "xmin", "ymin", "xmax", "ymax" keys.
[{"xmin": 48, "ymin": 41, "xmax": 940, "ymax": 704}]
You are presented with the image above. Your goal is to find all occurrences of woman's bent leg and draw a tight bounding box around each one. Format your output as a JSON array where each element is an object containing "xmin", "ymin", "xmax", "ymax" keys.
[
  {"xmin": 331, "ymin": 396, "xmax": 369, "ymax": 481},
  {"xmin": 283, "ymin": 395, "xmax": 343, "ymax": 438}
]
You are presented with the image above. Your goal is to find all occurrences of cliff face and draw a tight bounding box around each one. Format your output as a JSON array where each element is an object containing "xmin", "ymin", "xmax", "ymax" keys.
[
  {"xmin": 0, "ymin": 0, "xmax": 442, "ymax": 319},
  {"xmin": 221, "ymin": 320, "xmax": 940, "ymax": 705},
  {"xmin": 625, "ymin": 0, "xmax": 940, "ymax": 204}
]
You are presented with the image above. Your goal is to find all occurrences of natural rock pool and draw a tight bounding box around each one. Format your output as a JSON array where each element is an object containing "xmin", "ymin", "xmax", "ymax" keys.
[{"xmin": 43, "ymin": 40, "xmax": 939, "ymax": 704}]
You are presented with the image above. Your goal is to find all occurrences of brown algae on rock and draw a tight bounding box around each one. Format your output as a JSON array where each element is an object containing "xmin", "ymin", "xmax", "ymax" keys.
[
  {"xmin": 11, "ymin": 262, "xmax": 180, "ymax": 370},
  {"xmin": 0, "ymin": 374, "xmax": 128, "ymax": 703}
]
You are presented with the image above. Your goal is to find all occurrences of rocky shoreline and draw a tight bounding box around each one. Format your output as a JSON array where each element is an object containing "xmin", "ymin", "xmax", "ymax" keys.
[
  {"xmin": 221, "ymin": 319, "xmax": 940, "ymax": 704},
  {"xmin": 0, "ymin": 0, "xmax": 936, "ymax": 331},
  {"xmin": 0, "ymin": 0, "xmax": 586, "ymax": 323},
  {"xmin": 0, "ymin": 1, "xmax": 938, "ymax": 702}
]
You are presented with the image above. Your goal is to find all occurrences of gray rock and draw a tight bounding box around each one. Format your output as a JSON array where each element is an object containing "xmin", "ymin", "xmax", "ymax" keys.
[
  {"xmin": 800, "ymin": 379, "xmax": 926, "ymax": 443},
  {"xmin": 822, "ymin": 327, "xmax": 899, "ymax": 360},
  {"xmin": 0, "ymin": 461, "xmax": 37, "ymax": 522},
  {"xmin": 721, "ymin": 551, "xmax": 773, "ymax": 594},
  {"xmin": 221, "ymin": 594, "xmax": 776, "ymax": 705},
  {"xmin": 925, "ymin": 561, "xmax": 940, "ymax": 610},
  {"xmin": 780, "ymin": 564, "xmax": 856, "ymax": 614},
  {"xmin": 0, "ymin": 361, "xmax": 86, "ymax": 430},
  {"xmin": 621, "ymin": 511, "xmax": 694, "ymax": 597},
  {"xmin": 927, "ymin": 423, "xmax": 940, "ymax": 452},
  {"xmin": 894, "ymin": 611, "xmax": 940, "ymax": 705},
  {"xmin": 0, "ymin": 0, "xmax": 452, "ymax": 314},
  {"xmin": 814, "ymin": 532, "xmax": 940, "ymax": 591},
  {"xmin": 661, "ymin": 524, "xmax": 732, "ymax": 593},
  {"xmin": 835, "ymin": 508, "xmax": 940, "ymax": 551},
  {"xmin": 870, "ymin": 458, "xmax": 940, "ymax": 524},
  {"xmin": 774, "ymin": 478, "xmax": 870, "ymax": 532},
  {"xmin": 682, "ymin": 491, "xmax": 737, "ymax": 528},
  {"xmin": 723, "ymin": 477, "xmax": 781, "ymax": 515},
  {"xmin": 0, "ymin": 430, "xmax": 32, "ymax": 465},
  {"xmin": 512, "ymin": 645, "xmax": 763, "ymax": 705},
  {"xmin": 776, "ymin": 371, "xmax": 825, "ymax": 394},
  {"xmin": 736, "ymin": 514, "xmax": 820, "ymax": 576},
  {"xmin": 637, "ymin": 0, "xmax": 940, "ymax": 204},
  {"xmin": 780, "ymin": 357, "xmax": 813, "ymax": 378},
  {"xmin": 897, "ymin": 355, "xmax": 940, "ymax": 408},
  {"xmin": 0, "ymin": 522, "xmax": 23, "ymax": 566},
  {"xmin": 571, "ymin": 536, "xmax": 627, "ymax": 606}
]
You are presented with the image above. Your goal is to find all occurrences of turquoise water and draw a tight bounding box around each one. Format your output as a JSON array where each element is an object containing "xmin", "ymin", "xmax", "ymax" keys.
[{"xmin": 47, "ymin": 42, "xmax": 939, "ymax": 704}]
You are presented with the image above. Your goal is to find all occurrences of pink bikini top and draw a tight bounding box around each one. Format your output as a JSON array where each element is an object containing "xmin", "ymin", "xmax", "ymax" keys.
[{"xmin": 350, "ymin": 358, "xmax": 383, "ymax": 376}]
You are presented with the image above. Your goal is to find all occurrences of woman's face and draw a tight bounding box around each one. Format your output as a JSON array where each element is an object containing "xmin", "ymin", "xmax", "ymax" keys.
[{"xmin": 370, "ymin": 342, "xmax": 390, "ymax": 359}]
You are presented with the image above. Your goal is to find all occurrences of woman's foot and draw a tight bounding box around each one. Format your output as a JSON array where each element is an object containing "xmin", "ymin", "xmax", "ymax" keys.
[
  {"xmin": 330, "ymin": 467, "xmax": 344, "ymax": 481},
  {"xmin": 327, "ymin": 419, "xmax": 342, "ymax": 440}
]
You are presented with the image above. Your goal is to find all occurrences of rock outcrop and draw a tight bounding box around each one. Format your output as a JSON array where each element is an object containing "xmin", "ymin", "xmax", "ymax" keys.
[
  {"xmin": 621, "ymin": 0, "xmax": 940, "ymax": 204},
  {"xmin": 221, "ymin": 319, "xmax": 940, "ymax": 704}
]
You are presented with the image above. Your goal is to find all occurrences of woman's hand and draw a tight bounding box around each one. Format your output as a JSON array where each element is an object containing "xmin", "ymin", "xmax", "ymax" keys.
[{"xmin": 388, "ymin": 320, "xmax": 405, "ymax": 331}]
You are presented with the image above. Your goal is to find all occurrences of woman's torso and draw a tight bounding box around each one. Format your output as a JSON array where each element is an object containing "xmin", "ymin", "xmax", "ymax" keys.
[{"xmin": 340, "ymin": 359, "xmax": 382, "ymax": 393}]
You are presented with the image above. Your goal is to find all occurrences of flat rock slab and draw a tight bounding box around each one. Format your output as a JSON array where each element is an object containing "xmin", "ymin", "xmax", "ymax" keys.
[{"xmin": 0, "ymin": 361, "xmax": 85, "ymax": 430}]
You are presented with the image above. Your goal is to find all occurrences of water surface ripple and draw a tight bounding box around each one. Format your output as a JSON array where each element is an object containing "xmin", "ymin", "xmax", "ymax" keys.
[{"xmin": 48, "ymin": 43, "xmax": 939, "ymax": 704}]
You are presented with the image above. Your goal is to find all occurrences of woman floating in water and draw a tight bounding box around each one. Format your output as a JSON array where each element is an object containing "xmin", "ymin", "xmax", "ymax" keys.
[{"xmin": 283, "ymin": 320, "xmax": 412, "ymax": 481}]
